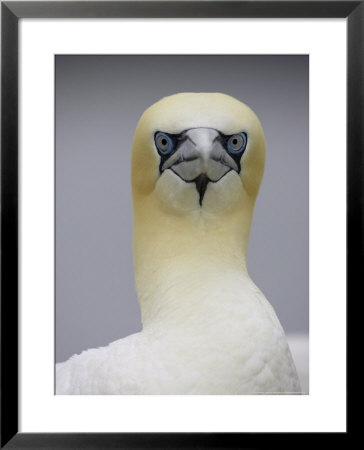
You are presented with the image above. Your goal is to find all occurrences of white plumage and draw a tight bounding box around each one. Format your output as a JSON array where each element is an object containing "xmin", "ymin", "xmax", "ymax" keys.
[{"xmin": 56, "ymin": 93, "xmax": 301, "ymax": 394}]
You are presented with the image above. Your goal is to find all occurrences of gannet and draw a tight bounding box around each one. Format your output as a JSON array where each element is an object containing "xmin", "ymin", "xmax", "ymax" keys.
[{"xmin": 56, "ymin": 93, "xmax": 301, "ymax": 394}]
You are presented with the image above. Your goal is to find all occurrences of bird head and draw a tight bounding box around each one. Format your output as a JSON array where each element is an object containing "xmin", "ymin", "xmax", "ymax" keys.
[{"xmin": 131, "ymin": 93, "xmax": 265, "ymax": 216}]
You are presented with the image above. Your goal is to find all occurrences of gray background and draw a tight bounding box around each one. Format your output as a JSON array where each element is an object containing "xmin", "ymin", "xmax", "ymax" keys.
[{"xmin": 56, "ymin": 55, "xmax": 309, "ymax": 363}]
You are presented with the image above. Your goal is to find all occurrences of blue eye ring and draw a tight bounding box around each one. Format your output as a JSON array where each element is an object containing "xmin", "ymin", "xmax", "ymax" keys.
[
  {"xmin": 227, "ymin": 132, "xmax": 247, "ymax": 154},
  {"xmin": 155, "ymin": 132, "xmax": 174, "ymax": 155}
]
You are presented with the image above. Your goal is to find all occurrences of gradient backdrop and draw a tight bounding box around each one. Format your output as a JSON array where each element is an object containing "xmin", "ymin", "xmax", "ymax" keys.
[{"xmin": 56, "ymin": 55, "xmax": 309, "ymax": 363}]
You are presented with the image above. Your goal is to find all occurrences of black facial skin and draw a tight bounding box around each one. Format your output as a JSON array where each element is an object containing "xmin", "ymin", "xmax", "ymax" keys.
[
  {"xmin": 214, "ymin": 131, "xmax": 246, "ymax": 173},
  {"xmin": 156, "ymin": 132, "xmax": 188, "ymax": 174},
  {"xmin": 154, "ymin": 128, "xmax": 247, "ymax": 205},
  {"xmin": 193, "ymin": 173, "xmax": 210, "ymax": 206}
]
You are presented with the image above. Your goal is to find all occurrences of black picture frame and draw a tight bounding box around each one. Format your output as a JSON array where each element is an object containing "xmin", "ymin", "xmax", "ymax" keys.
[{"xmin": 1, "ymin": 1, "xmax": 357, "ymax": 448}]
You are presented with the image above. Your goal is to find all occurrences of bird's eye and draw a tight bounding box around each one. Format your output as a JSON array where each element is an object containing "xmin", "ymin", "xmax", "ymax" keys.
[
  {"xmin": 155, "ymin": 132, "xmax": 174, "ymax": 155},
  {"xmin": 227, "ymin": 133, "xmax": 247, "ymax": 154}
]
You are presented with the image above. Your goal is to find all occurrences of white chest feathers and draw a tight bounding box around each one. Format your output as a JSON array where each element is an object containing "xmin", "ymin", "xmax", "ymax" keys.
[{"xmin": 56, "ymin": 275, "xmax": 301, "ymax": 395}]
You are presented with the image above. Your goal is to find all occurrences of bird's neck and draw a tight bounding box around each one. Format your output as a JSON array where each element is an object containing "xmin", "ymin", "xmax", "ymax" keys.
[{"xmin": 133, "ymin": 193, "xmax": 255, "ymax": 329}]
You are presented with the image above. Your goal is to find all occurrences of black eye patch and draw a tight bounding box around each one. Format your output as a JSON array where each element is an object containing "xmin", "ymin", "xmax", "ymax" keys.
[
  {"xmin": 214, "ymin": 131, "xmax": 247, "ymax": 173},
  {"xmin": 154, "ymin": 131, "xmax": 188, "ymax": 173}
]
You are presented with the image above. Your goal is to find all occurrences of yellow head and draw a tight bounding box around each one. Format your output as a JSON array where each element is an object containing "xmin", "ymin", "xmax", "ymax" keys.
[
  {"xmin": 131, "ymin": 92, "xmax": 265, "ymax": 216},
  {"xmin": 130, "ymin": 93, "xmax": 266, "ymax": 323}
]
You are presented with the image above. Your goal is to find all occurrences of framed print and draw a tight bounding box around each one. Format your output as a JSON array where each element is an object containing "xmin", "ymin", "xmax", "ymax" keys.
[{"xmin": 1, "ymin": 0, "xmax": 358, "ymax": 447}]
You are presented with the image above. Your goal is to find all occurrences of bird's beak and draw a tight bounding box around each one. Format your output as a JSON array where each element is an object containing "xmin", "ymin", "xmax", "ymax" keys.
[{"xmin": 160, "ymin": 128, "xmax": 239, "ymax": 205}]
